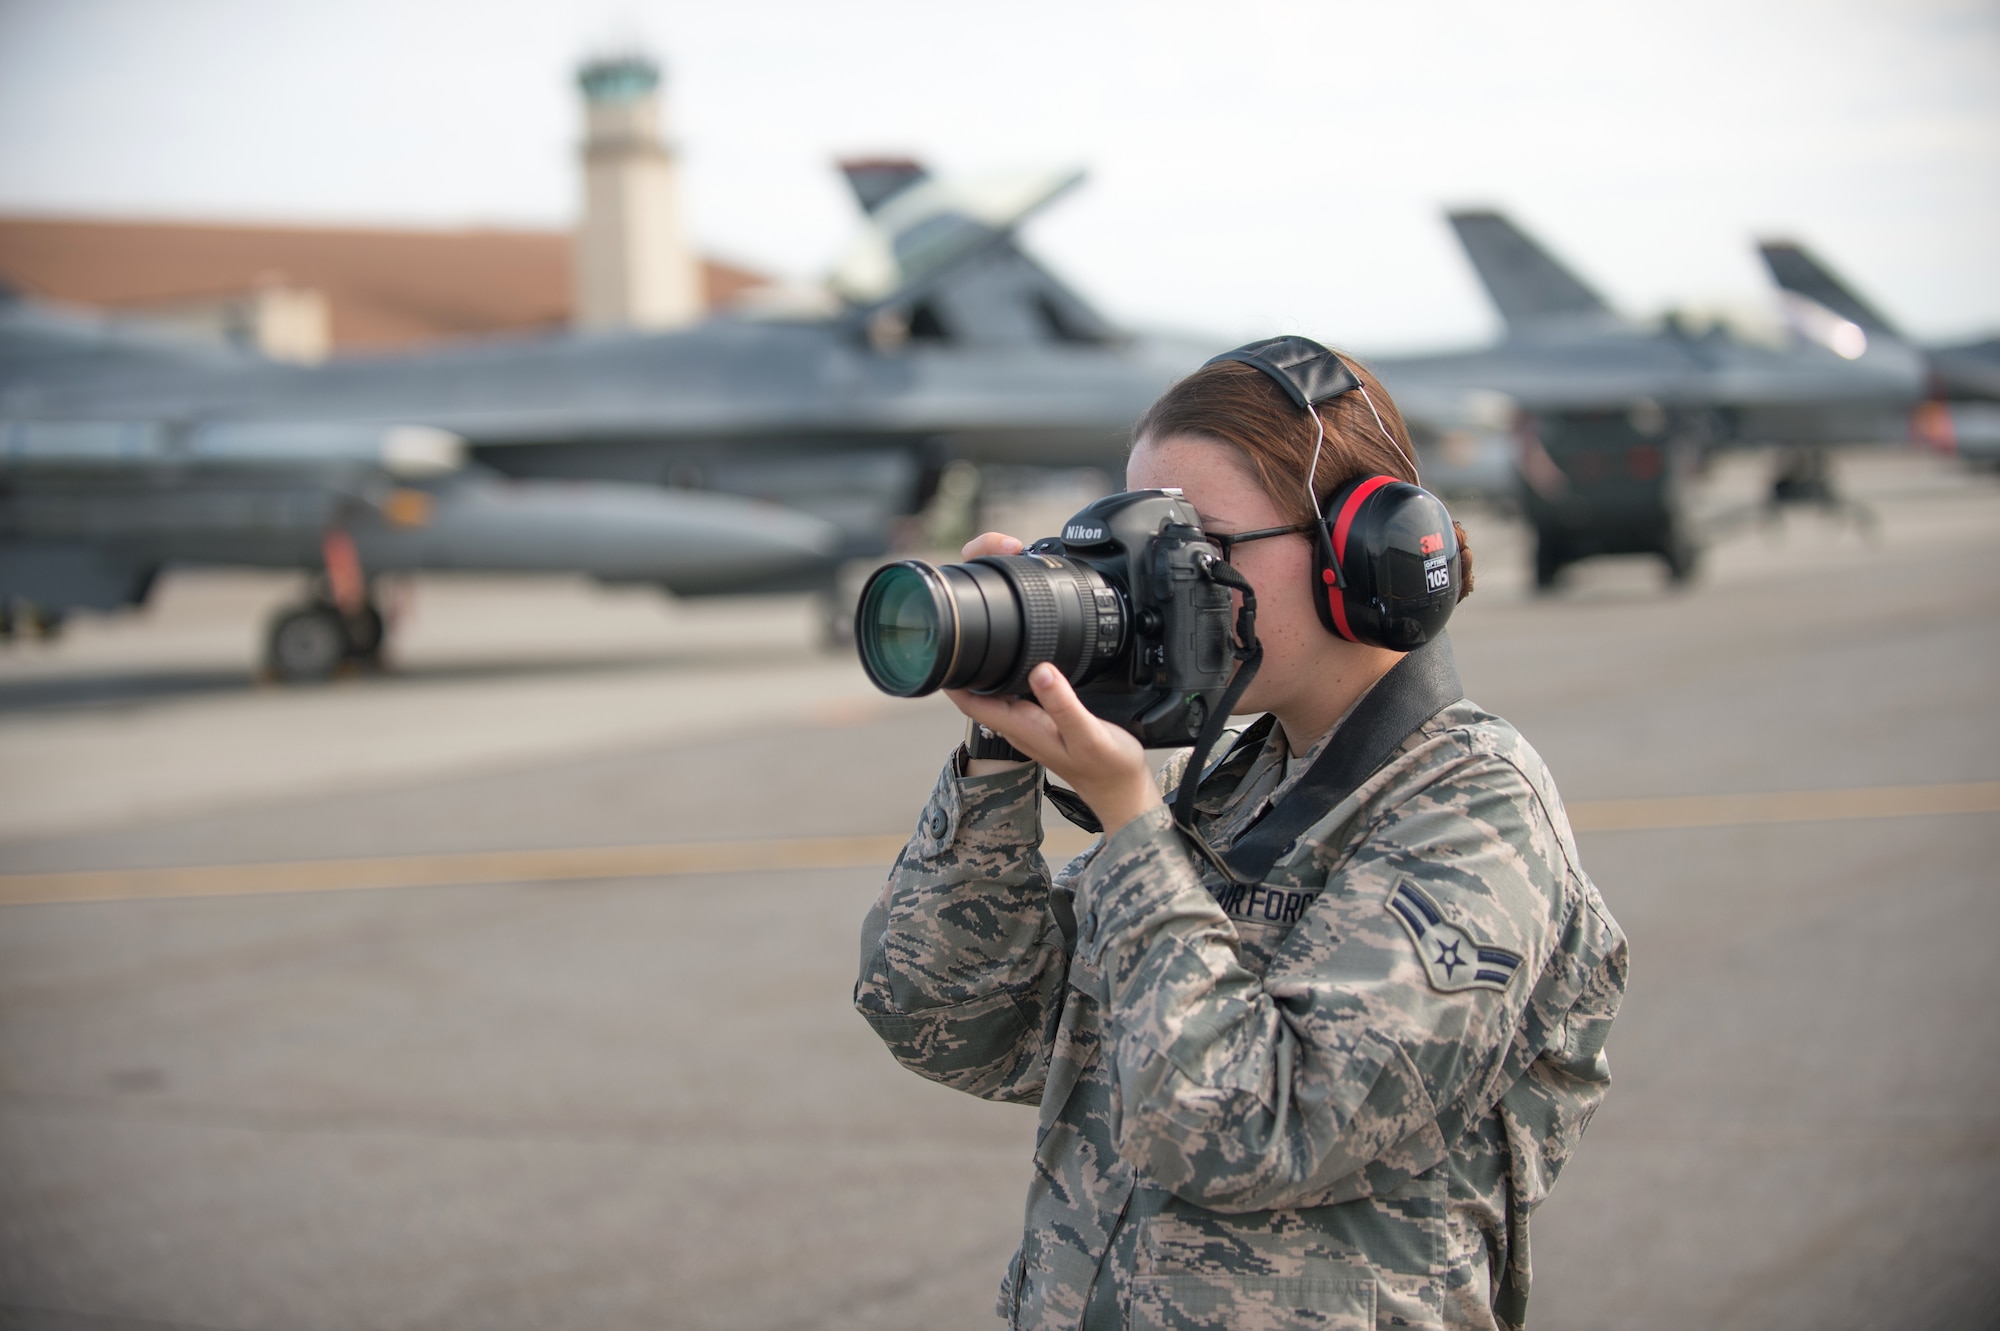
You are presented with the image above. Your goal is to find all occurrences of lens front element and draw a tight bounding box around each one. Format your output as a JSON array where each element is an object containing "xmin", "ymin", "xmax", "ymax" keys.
[{"xmin": 856, "ymin": 562, "xmax": 952, "ymax": 696}]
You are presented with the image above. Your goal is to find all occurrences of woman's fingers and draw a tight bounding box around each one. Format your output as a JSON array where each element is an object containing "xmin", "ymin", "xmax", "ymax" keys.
[
  {"xmin": 948, "ymin": 679, "xmax": 1088, "ymax": 770},
  {"xmin": 954, "ymin": 667, "xmax": 1122, "ymax": 763},
  {"xmin": 1027, "ymin": 664, "xmax": 1095, "ymax": 741},
  {"xmin": 1025, "ymin": 665, "xmax": 1159, "ymax": 832},
  {"xmin": 950, "ymin": 672, "xmax": 1158, "ymax": 833},
  {"xmin": 947, "ymin": 688, "xmax": 1058, "ymax": 755},
  {"xmin": 1026, "ymin": 666, "xmax": 1147, "ymax": 777},
  {"xmin": 960, "ymin": 532, "xmax": 1024, "ymax": 560}
]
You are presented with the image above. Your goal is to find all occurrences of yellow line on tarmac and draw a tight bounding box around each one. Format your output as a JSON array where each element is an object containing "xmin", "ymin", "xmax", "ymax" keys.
[
  {"xmin": 0, "ymin": 782, "xmax": 1992, "ymax": 907},
  {"xmin": 0, "ymin": 835, "xmax": 917, "ymax": 908},
  {"xmin": 1562, "ymin": 780, "xmax": 2000, "ymax": 833}
]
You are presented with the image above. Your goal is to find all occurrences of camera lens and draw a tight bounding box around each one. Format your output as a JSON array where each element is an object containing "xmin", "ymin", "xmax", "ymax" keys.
[
  {"xmin": 855, "ymin": 562, "xmax": 951, "ymax": 696},
  {"xmin": 855, "ymin": 555, "xmax": 1125, "ymax": 698}
]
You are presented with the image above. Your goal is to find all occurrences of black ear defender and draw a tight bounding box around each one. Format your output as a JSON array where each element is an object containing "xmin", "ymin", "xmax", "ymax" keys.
[
  {"xmin": 1203, "ymin": 336, "xmax": 1460, "ymax": 651},
  {"xmin": 1311, "ymin": 473, "xmax": 1460, "ymax": 648}
]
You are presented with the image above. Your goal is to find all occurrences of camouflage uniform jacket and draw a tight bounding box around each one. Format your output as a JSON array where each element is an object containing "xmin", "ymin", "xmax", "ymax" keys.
[{"xmin": 854, "ymin": 699, "xmax": 1627, "ymax": 1330}]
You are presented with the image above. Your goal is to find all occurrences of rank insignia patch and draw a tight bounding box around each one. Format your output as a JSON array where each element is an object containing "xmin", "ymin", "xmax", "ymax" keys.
[{"xmin": 1388, "ymin": 881, "xmax": 1522, "ymax": 993}]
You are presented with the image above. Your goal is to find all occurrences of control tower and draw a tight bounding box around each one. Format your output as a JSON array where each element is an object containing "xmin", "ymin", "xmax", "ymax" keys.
[{"xmin": 573, "ymin": 54, "xmax": 702, "ymax": 331}]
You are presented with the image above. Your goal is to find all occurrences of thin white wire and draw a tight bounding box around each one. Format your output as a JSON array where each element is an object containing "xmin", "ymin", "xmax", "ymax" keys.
[
  {"xmin": 1354, "ymin": 382, "xmax": 1421, "ymax": 487},
  {"xmin": 1304, "ymin": 385, "xmax": 1423, "ymax": 517},
  {"xmin": 1304, "ymin": 404, "xmax": 1329, "ymax": 519}
]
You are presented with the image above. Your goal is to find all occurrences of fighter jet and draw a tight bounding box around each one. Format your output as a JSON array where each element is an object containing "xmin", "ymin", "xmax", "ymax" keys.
[
  {"xmin": 0, "ymin": 167, "xmax": 1214, "ymax": 673},
  {"xmin": 1, "ymin": 165, "xmax": 1225, "ymax": 674},
  {"xmin": 2, "ymin": 166, "xmax": 1203, "ymax": 557},
  {"xmin": 1, "ymin": 297, "xmax": 840, "ymax": 679},
  {"xmin": 1370, "ymin": 211, "xmax": 1927, "ymax": 585},
  {"xmin": 1759, "ymin": 239, "xmax": 2000, "ymax": 465}
]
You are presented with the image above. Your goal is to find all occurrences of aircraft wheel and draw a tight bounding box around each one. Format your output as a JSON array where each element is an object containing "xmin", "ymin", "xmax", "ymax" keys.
[
  {"xmin": 266, "ymin": 604, "xmax": 350, "ymax": 682},
  {"xmin": 344, "ymin": 605, "xmax": 387, "ymax": 663}
]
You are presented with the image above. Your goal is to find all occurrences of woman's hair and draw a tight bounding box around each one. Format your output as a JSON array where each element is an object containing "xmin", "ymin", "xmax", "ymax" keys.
[{"xmin": 1133, "ymin": 356, "xmax": 1474, "ymax": 601}]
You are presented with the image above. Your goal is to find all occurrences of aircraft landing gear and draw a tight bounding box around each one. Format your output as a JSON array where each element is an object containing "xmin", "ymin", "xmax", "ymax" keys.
[
  {"xmin": 262, "ymin": 599, "xmax": 388, "ymax": 683},
  {"xmin": 344, "ymin": 603, "xmax": 387, "ymax": 663},
  {"xmin": 1766, "ymin": 447, "xmax": 1877, "ymax": 536},
  {"xmin": 1, "ymin": 600, "xmax": 66, "ymax": 640},
  {"xmin": 265, "ymin": 528, "xmax": 396, "ymax": 683},
  {"xmin": 266, "ymin": 603, "xmax": 347, "ymax": 681}
]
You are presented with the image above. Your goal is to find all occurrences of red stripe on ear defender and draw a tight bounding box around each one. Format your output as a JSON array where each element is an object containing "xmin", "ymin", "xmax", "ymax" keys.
[{"xmin": 1326, "ymin": 476, "xmax": 1398, "ymax": 642}]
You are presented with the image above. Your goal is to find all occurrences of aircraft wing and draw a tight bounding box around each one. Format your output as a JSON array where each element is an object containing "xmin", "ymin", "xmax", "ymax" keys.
[
  {"xmin": 0, "ymin": 293, "xmax": 253, "ymax": 383},
  {"xmin": 1929, "ymin": 339, "xmax": 2000, "ymax": 400}
]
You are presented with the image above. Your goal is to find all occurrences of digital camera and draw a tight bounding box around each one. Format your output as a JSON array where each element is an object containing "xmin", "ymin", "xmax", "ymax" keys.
[{"xmin": 854, "ymin": 490, "xmax": 1240, "ymax": 747}]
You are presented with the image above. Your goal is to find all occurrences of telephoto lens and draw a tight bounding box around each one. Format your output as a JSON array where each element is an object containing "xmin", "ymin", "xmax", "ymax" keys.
[
  {"xmin": 853, "ymin": 489, "xmax": 1242, "ymax": 749},
  {"xmin": 855, "ymin": 553, "xmax": 1124, "ymax": 698}
]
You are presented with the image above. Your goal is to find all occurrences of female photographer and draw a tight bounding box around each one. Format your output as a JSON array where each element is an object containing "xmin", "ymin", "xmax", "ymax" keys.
[{"xmin": 853, "ymin": 340, "xmax": 1627, "ymax": 1331}]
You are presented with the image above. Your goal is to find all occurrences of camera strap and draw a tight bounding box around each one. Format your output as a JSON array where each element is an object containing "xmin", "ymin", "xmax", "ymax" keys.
[
  {"xmin": 1218, "ymin": 633, "xmax": 1462, "ymax": 884},
  {"xmin": 1166, "ymin": 560, "xmax": 1272, "ymax": 884},
  {"xmin": 1042, "ymin": 780, "xmax": 1102, "ymax": 834}
]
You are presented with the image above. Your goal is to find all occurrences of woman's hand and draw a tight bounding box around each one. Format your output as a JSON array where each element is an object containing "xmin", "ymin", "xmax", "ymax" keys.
[
  {"xmin": 943, "ymin": 540, "xmax": 1157, "ymax": 835},
  {"xmin": 948, "ymin": 665, "xmax": 1159, "ymax": 836}
]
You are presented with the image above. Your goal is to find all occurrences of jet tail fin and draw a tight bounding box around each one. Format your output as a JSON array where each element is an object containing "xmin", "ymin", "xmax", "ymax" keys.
[
  {"xmin": 838, "ymin": 159, "xmax": 930, "ymax": 214},
  {"xmin": 828, "ymin": 167, "xmax": 1118, "ymax": 347},
  {"xmin": 831, "ymin": 168, "xmax": 1084, "ymax": 303},
  {"xmin": 1757, "ymin": 241, "xmax": 1900, "ymax": 339},
  {"xmin": 1447, "ymin": 210, "xmax": 1613, "ymax": 329}
]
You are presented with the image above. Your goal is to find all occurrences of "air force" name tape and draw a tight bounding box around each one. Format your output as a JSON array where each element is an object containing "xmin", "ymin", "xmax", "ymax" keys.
[{"xmin": 1210, "ymin": 880, "xmax": 1320, "ymax": 927}]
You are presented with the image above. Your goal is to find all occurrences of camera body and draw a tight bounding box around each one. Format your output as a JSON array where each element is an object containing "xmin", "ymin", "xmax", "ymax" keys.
[
  {"xmin": 1018, "ymin": 489, "xmax": 1235, "ymax": 746},
  {"xmin": 853, "ymin": 488, "xmax": 1240, "ymax": 748}
]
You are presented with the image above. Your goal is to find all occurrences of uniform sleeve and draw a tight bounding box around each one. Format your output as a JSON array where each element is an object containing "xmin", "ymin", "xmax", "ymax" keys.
[
  {"xmin": 1068, "ymin": 737, "xmax": 1575, "ymax": 1212},
  {"xmin": 853, "ymin": 754, "xmax": 1074, "ymax": 1104}
]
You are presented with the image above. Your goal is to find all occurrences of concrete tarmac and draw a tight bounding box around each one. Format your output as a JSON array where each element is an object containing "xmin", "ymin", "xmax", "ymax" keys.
[{"xmin": 1, "ymin": 450, "xmax": 1997, "ymax": 1330}]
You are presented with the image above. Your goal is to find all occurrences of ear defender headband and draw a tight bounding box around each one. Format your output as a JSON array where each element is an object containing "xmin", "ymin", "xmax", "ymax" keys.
[{"xmin": 1203, "ymin": 335, "xmax": 1460, "ymax": 651}]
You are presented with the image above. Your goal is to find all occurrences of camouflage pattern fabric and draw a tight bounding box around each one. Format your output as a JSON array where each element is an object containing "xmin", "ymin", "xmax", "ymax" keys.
[{"xmin": 854, "ymin": 700, "xmax": 1627, "ymax": 1330}]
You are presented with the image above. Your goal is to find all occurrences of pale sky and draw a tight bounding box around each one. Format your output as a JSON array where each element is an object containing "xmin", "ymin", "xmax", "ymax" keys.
[{"xmin": 0, "ymin": 0, "xmax": 1995, "ymax": 351}]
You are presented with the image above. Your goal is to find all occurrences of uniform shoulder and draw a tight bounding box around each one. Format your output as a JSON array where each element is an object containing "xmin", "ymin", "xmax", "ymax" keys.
[
  {"xmin": 1428, "ymin": 704, "xmax": 1627, "ymax": 982},
  {"xmin": 1395, "ymin": 698, "xmax": 1586, "ymax": 885},
  {"xmin": 1426, "ymin": 698, "xmax": 1545, "ymax": 770}
]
